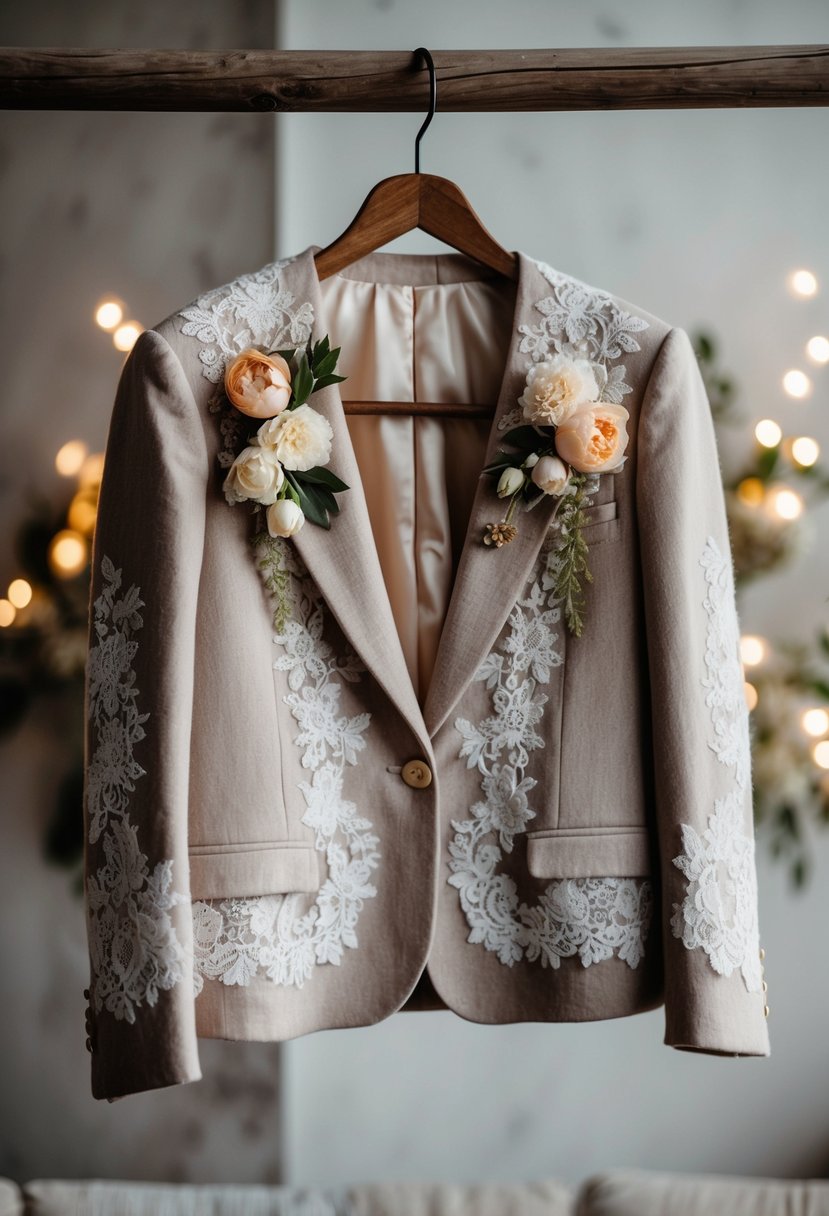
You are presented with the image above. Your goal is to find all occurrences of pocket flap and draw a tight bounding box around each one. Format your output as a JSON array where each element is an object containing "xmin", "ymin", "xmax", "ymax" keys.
[
  {"xmin": 526, "ymin": 827, "xmax": 650, "ymax": 879},
  {"xmin": 188, "ymin": 841, "xmax": 320, "ymax": 898}
]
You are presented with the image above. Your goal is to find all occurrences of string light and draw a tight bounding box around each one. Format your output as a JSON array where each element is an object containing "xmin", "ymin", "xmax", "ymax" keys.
[
  {"xmin": 791, "ymin": 436, "xmax": 820, "ymax": 467},
  {"xmin": 55, "ymin": 440, "xmax": 88, "ymax": 477},
  {"xmin": 802, "ymin": 708, "xmax": 829, "ymax": 738},
  {"xmin": 767, "ymin": 486, "xmax": 804, "ymax": 520},
  {"xmin": 78, "ymin": 453, "xmax": 105, "ymax": 487},
  {"xmin": 783, "ymin": 369, "xmax": 812, "ymax": 399},
  {"xmin": 755, "ymin": 419, "xmax": 782, "ymax": 447},
  {"xmin": 740, "ymin": 635, "xmax": 767, "ymax": 667},
  {"xmin": 94, "ymin": 298, "xmax": 124, "ymax": 331},
  {"xmin": 67, "ymin": 491, "xmax": 98, "ymax": 536},
  {"xmin": 788, "ymin": 269, "xmax": 818, "ymax": 297},
  {"xmin": 113, "ymin": 322, "xmax": 143, "ymax": 352},
  {"xmin": 814, "ymin": 740, "xmax": 829, "ymax": 770},
  {"xmin": 736, "ymin": 477, "xmax": 765, "ymax": 506},
  {"xmin": 7, "ymin": 578, "xmax": 32, "ymax": 609},
  {"xmin": 744, "ymin": 682, "xmax": 758, "ymax": 711},
  {"xmin": 806, "ymin": 335, "xmax": 829, "ymax": 364},
  {"xmin": 0, "ymin": 599, "xmax": 15, "ymax": 628},
  {"xmin": 48, "ymin": 530, "xmax": 88, "ymax": 578}
]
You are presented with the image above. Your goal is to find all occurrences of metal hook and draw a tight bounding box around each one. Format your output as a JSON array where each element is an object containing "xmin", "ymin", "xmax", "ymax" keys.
[{"xmin": 413, "ymin": 48, "xmax": 436, "ymax": 174}]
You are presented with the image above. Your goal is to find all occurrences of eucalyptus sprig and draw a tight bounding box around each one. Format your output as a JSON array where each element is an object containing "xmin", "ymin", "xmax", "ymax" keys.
[{"xmin": 548, "ymin": 473, "xmax": 593, "ymax": 638}]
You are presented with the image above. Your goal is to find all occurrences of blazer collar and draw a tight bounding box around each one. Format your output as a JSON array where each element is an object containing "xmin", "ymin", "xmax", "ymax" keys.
[{"xmin": 281, "ymin": 244, "xmax": 561, "ymax": 750}]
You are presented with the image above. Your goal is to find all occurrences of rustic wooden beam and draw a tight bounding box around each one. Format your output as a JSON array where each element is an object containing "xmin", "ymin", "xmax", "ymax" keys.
[{"xmin": 0, "ymin": 46, "xmax": 827, "ymax": 112}]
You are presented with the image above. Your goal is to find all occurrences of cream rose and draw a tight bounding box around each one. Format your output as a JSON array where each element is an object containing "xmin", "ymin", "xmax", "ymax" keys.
[
  {"xmin": 519, "ymin": 355, "xmax": 600, "ymax": 427},
  {"xmin": 225, "ymin": 348, "xmax": 293, "ymax": 419},
  {"xmin": 223, "ymin": 444, "xmax": 285, "ymax": 505},
  {"xmin": 266, "ymin": 498, "xmax": 305, "ymax": 538},
  {"xmin": 530, "ymin": 454, "xmax": 571, "ymax": 495},
  {"xmin": 258, "ymin": 403, "xmax": 333, "ymax": 472},
  {"xmin": 554, "ymin": 403, "xmax": 630, "ymax": 473}
]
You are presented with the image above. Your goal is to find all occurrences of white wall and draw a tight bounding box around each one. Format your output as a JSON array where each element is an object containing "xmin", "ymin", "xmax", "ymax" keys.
[{"xmin": 277, "ymin": 0, "xmax": 829, "ymax": 1188}]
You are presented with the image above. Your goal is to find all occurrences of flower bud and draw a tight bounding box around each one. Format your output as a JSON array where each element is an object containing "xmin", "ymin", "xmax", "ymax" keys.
[
  {"xmin": 266, "ymin": 498, "xmax": 305, "ymax": 538},
  {"xmin": 496, "ymin": 467, "xmax": 525, "ymax": 498}
]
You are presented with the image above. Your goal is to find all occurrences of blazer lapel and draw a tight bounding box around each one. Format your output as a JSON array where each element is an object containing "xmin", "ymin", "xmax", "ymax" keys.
[
  {"xmin": 283, "ymin": 247, "xmax": 429, "ymax": 750},
  {"xmin": 421, "ymin": 251, "xmax": 563, "ymax": 738}
]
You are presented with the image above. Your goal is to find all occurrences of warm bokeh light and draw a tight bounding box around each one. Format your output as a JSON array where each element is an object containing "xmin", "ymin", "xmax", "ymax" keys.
[
  {"xmin": 768, "ymin": 486, "xmax": 804, "ymax": 520},
  {"xmin": 814, "ymin": 740, "xmax": 829, "ymax": 770},
  {"xmin": 7, "ymin": 578, "xmax": 32, "ymax": 609},
  {"xmin": 0, "ymin": 599, "xmax": 16, "ymax": 628},
  {"xmin": 791, "ymin": 436, "xmax": 820, "ymax": 467},
  {"xmin": 78, "ymin": 452, "xmax": 105, "ymax": 487},
  {"xmin": 744, "ymin": 682, "xmax": 758, "ymax": 711},
  {"xmin": 783, "ymin": 369, "xmax": 812, "ymax": 399},
  {"xmin": 736, "ymin": 477, "xmax": 765, "ymax": 507},
  {"xmin": 113, "ymin": 321, "xmax": 143, "ymax": 352},
  {"xmin": 740, "ymin": 635, "xmax": 767, "ymax": 667},
  {"xmin": 802, "ymin": 708, "xmax": 829, "ymax": 738},
  {"xmin": 48, "ymin": 530, "xmax": 88, "ymax": 578},
  {"xmin": 68, "ymin": 491, "xmax": 98, "ymax": 537},
  {"xmin": 755, "ymin": 419, "xmax": 782, "ymax": 448},
  {"xmin": 806, "ymin": 335, "xmax": 829, "ymax": 364},
  {"xmin": 55, "ymin": 439, "xmax": 89, "ymax": 477},
  {"xmin": 94, "ymin": 298, "xmax": 124, "ymax": 331},
  {"xmin": 789, "ymin": 269, "xmax": 818, "ymax": 297}
]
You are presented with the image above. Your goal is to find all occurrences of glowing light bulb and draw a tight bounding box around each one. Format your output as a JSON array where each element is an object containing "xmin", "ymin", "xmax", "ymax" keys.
[
  {"xmin": 806, "ymin": 335, "xmax": 829, "ymax": 364},
  {"xmin": 736, "ymin": 477, "xmax": 765, "ymax": 507},
  {"xmin": 113, "ymin": 322, "xmax": 143, "ymax": 352},
  {"xmin": 802, "ymin": 708, "xmax": 829, "ymax": 738},
  {"xmin": 783, "ymin": 370, "xmax": 812, "ymax": 399},
  {"xmin": 789, "ymin": 269, "xmax": 818, "ymax": 297},
  {"xmin": 814, "ymin": 740, "xmax": 829, "ymax": 770},
  {"xmin": 755, "ymin": 419, "xmax": 782, "ymax": 448},
  {"xmin": 68, "ymin": 492, "xmax": 98, "ymax": 536},
  {"xmin": 94, "ymin": 298, "xmax": 124, "ymax": 330},
  {"xmin": 791, "ymin": 436, "xmax": 819, "ymax": 467},
  {"xmin": 7, "ymin": 578, "xmax": 32, "ymax": 609},
  {"xmin": 740, "ymin": 635, "xmax": 767, "ymax": 667},
  {"xmin": 768, "ymin": 486, "xmax": 803, "ymax": 520},
  {"xmin": 744, "ymin": 682, "xmax": 758, "ymax": 711},
  {"xmin": 0, "ymin": 599, "xmax": 16, "ymax": 627},
  {"xmin": 79, "ymin": 452, "xmax": 105, "ymax": 487},
  {"xmin": 48, "ymin": 530, "xmax": 88, "ymax": 578},
  {"xmin": 55, "ymin": 440, "xmax": 88, "ymax": 477}
]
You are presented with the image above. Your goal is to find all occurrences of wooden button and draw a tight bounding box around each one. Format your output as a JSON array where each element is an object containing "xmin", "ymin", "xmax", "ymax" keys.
[{"xmin": 401, "ymin": 759, "xmax": 432, "ymax": 789}]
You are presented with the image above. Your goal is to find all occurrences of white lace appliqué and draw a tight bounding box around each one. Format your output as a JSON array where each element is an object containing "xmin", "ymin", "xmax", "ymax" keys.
[
  {"xmin": 448, "ymin": 514, "xmax": 653, "ymax": 971},
  {"xmin": 190, "ymin": 535, "xmax": 379, "ymax": 991},
  {"xmin": 670, "ymin": 535, "xmax": 761, "ymax": 993},
  {"xmin": 85, "ymin": 556, "xmax": 189, "ymax": 1022}
]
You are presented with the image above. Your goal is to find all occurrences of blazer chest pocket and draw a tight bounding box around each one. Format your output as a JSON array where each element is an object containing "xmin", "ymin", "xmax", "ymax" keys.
[
  {"xmin": 525, "ymin": 827, "xmax": 651, "ymax": 879},
  {"xmin": 189, "ymin": 841, "xmax": 321, "ymax": 899},
  {"xmin": 575, "ymin": 499, "xmax": 620, "ymax": 547}
]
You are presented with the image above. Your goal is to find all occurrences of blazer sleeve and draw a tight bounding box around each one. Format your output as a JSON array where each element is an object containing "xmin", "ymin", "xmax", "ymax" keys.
[
  {"xmin": 635, "ymin": 326, "xmax": 770, "ymax": 1057},
  {"xmin": 83, "ymin": 328, "xmax": 208, "ymax": 1099}
]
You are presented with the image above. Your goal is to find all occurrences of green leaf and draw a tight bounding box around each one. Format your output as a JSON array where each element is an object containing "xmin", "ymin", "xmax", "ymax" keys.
[
  {"xmin": 805, "ymin": 677, "xmax": 829, "ymax": 701},
  {"xmin": 312, "ymin": 373, "xmax": 347, "ymax": 391},
  {"xmin": 502, "ymin": 425, "xmax": 550, "ymax": 450},
  {"xmin": 482, "ymin": 453, "xmax": 520, "ymax": 474},
  {"xmin": 291, "ymin": 354, "xmax": 314, "ymax": 407},
  {"xmin": 296, "ymin": 466, "xmax": 350, "ymax": 492},
  {"xmin": 284, "ymin": 471, "xmax": 330, "ymax": 528},
  {"xmin": 312, "ymin": 335, "xmax": 330, "ymax": 365},
  {"xmin": 313, "ymin": 348, "xmax": 341, "ymax": 379},
  {"xmin": 273, "ymin": 347, "xmax": 296, "ymax": 362}
]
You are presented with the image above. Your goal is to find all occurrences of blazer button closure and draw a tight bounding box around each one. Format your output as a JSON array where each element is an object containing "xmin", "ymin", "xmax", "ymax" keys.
[{"xmin": 401, "ymin": 759, "xmax": 432, "ymax": 789}]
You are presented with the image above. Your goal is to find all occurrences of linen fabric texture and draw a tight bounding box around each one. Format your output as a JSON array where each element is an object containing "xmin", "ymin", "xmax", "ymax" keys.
[{"xmin": 81, "ymin": 244, "xmax": 770, "ymax": 1100}]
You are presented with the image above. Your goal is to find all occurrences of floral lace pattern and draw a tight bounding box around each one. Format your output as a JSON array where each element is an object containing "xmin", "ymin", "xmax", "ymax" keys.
[
  {"xmin": 670, "ymin": 535, "xmax": 761, "ymax": 993},
  {"xmin": 498, "ymin": 260, "xmax": 650, "ymax": 432},
  {"xmin": 85, "ymin": 557, "xmax": 189, "ymax": 1022},
  {"xmin": 191, "ymin": 535, "xmax": 379, "ymax": 992},
  {"xmin": 448, "ymin": 507, "xmax": 653, "ymax": 971}
]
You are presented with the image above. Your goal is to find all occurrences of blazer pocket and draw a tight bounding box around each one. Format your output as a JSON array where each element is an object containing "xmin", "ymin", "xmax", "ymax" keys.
[
  {"xmin": 189, "ymin": 841, "xmax": 320, "ymax": 899},
  {"xmin": 577, "ymin": 499, "xmax": 621, "ymax": 546},
  {"xmin": 526, "ymin": 826, "xmax": 650, "ymax": 879}
]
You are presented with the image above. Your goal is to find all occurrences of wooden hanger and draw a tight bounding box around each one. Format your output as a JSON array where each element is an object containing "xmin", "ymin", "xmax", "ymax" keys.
[{"xmin": 313, "ymin": 48, "xmax": 518, "ymax": 420}]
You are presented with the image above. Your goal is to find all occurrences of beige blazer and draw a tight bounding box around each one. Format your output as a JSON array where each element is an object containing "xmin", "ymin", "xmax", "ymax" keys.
[{"xmin": 82, "ymin": 244, "xmax": 770, "ymax": 1101}]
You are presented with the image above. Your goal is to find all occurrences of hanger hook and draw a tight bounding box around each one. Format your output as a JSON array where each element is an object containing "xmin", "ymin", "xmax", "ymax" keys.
[{"xmin": 412, "ymin": 48, "xmax": 436, "ymax": 174}]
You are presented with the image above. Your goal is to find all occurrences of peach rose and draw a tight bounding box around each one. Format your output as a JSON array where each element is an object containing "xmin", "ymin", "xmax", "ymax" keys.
[
  {"xmin": 554, "ymin": 403, "xmax": 630, "ymax": 473},
  {"xmin": 224, "ymin": 348, "xmax": 293, "ymax": 419}
]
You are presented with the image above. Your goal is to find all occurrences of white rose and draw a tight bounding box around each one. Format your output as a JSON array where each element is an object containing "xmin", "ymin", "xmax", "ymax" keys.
[
  {"xmin": 497, "ymin": 467, "xmax": 525, "ymax": 497},
  {"xmin": 258, "ymin": 403, "xmax": 334, "ymax": 472},
  {"xmin": 266, "ymin": 498, "xmax": 305, "ymax": 538},
  {"xmin": 519, "ymin": 355, "xmax": 600, "ymax": 427},
  {"xmin": 531, "ymin": 454, "xmax": 571, "ymax": 495},
  {"xmin": 223, "ymin": 444, "xmax": 284, "ymax": 505}
]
